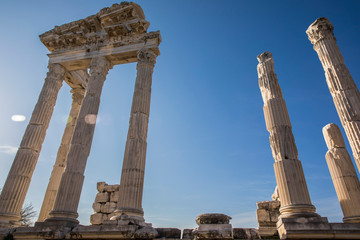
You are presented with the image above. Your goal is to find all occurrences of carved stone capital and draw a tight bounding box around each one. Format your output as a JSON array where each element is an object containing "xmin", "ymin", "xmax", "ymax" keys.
[
  {"xmin": 47, "ymin": 63, "xmax": 67, "ymax": 80},
  {"xmin": 71, "ymin": 88, "xmax": 85, "ymax": 105},
  {"xmin": 306, "ymin": 17, "xmax": 335, "ymax": 45},
  {"xmin": 137, "ymin": 49, "xmax": 157, "ymax": 65},
  {"xmin": 89, "ymin": 57, "xmax": 112, "ymax": 78},
  {"xmin": 257, "ymin": 51, "xmax": 273, "ymax": 64}
]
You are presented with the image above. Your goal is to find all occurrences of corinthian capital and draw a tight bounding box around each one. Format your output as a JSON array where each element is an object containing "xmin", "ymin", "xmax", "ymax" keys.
[
  {"xmin": 306, "ymin": 17, "xmax": 335, "ymax": 45},
  {"xmin": 89, "ymin": 57, "xmax": 112, "ymax": 78},
  {"xmin": 137, "ymin": 48, "xmax": 157, "ymax": 65}
]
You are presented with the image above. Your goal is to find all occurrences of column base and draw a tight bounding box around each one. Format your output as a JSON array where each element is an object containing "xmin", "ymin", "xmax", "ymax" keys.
[
  {"xmin": 0, "ymin": 213, "xmax": 21, "ymax": 230},
  {"xmin": 344, "ymin": 216, "xmax": 360, "ymax": 223},
  {"xmin": 279, "ymin": 204, "xmax": 319, "ymax": 218},
  {"xmin": 42, "ymin": 210, "xmax": 79, "ymax": 228}
]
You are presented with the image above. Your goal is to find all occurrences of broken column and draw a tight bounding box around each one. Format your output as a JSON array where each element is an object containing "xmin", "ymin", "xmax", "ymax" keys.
[
  {"xmin": 45, "ymin": 57, "xmax": 111, "ymax": 225},
  {"xmin": 113, "ymin": 49, "xmax": 158, "ymax": 223},
  {"xmin": 257, "ymin": 51, "xmax": 318, "ymax": 218},
  {"xmin": 0, "ymin": 63, "xmax": 66, "ymax": 228},
  {"xmin": 322, "ymin": 123, "xmax": 360, "ymax": 223},
  {"xmin": 307, "ymin": 17, "xmax": 360, "ymax": 173},
  {"xmin": 37, "ymin": 88, "xmax": 85, "ymax": 222}
]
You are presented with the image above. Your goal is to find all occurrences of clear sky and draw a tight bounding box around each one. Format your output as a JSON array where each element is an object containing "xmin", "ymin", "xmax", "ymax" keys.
[{"xmin": 1, "ymin": 0, "xmax": 360, "ymax": 230}]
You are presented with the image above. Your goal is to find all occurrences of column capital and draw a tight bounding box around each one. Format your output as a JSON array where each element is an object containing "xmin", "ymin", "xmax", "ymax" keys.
[
  {"xmin": 306, "ymin": 17, "xmax": 335, "ymax": 45},
  {"xmin": 47, "ymin": 63, "xmax": 67, "ymax": 79},
  {"xmin": 137, "ymin": 48, "xmax": 157, "ymax": 65},
  {"xmin": 89, "ymin": 57, "xmax": 112, "ymax": 78},
  {"xmin": 70, "ymin": 88, "xmax": 85, "ymax": 105},
  {"xmin": 257, "ymin": 51, "xmax": 273, "ymax": 64}
]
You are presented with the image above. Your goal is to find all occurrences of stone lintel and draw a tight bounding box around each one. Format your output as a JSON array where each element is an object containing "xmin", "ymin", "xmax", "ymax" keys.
[{"xmin": 49, "ymin": 37, "xmax": 160, "ymax": 71}]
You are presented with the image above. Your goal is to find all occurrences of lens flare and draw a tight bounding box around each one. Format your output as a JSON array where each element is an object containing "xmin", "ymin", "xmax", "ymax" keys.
[{"xmin": 11, "ymin": 115, "xmax": 26, "ymax": 122}]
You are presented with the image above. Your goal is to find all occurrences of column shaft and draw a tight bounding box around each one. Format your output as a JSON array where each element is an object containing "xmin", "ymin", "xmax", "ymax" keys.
[
  {"xmin": 37, "ymin": 88, "xmax": 84, "ymax": 222},
  {"xmin": 0, "ymin": 64, "xmax": 65, "ymax": 228},
  {"xmin": 116, "ymin": 49, "xmax": 157, "ymax": 219},
  {"xmin": 47, "ymin": 57, "xmax": 111, "ymax": 224},
  {"xmin": 323, "ymin": 123, "xmax": 360, "ymax": 223},
  {"xmin": 257, "ymin": 52, "xmax": 317, "ymax": 218},
  {"xmin": 307, "ymin": 17, "xmax": 360, "ymax": 173}
]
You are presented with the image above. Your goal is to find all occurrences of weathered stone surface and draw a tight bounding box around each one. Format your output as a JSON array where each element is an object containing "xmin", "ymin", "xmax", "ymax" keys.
[
  {"xmin": 90, "ymin": 213, "xmax": 104, "ymax": 225},
  {"xmin": 104, "ymin": 184, "xmax": 120, "ymax": 192},
  {"xmin": 97, "ymin": 182, "xmax": 106, "ymax": 192},
  {"xmin": 100, "ymin": 202, "xmax": 117, "ymax": 213},
  {"xmin": 196, "ymin": 213, "xmax": 231, "ymax": 225},
  {"xmin": 323, "ymin": 123, "xmax": 360, "ymax": 223},
  {"xmin": 193, "ymin": 224, "xmax": 233, "ymax": 240},
  {"xmin": 0, "ymin": 64, "xmax": 66, "ymax": 227},
  {"xmin": 135, "ymin": 226, "xmax": 158, "ymax": 239},
  {"xmin": 307, "ymin": 17, "xmax": 360, "ymax": 174},
  {"xmin": 114, "ymin": 49, "xmax": 158, "ymax": 221},
  {"xmin": 256, "ymin": 200, "xmax": 280, "ymax": 238},
  {"xmin": 92, "ymin": 202, "xmax": 101, "ymax": 213},
  {"xmin": 95, "ymin": 192, "xmax": 110, "ymax": 203},
  {"xmin": 183, "ymin": 229, "xmax": 195, "ymax": 239},
  {"xmin": 110, "ymin": 191, "xmax": 121, "ymax": 202},
  {"xmin": 155, "ymin": 228, "xmax": 181, "ymax": 238},
  {"xmin": 257, "ymin": 51, "xmax": 317, "ymax": 218},
  {"xmin": 233, "ymin": 228, "xmax": 259, "ymax": 240}
]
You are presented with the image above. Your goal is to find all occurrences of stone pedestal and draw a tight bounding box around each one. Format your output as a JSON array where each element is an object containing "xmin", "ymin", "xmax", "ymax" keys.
[
  {"xmin": 257, "ymin": 51, "xmax": 318, "ymax": 219},
  {"xmin": 193, "ymin": 213, "xmax": 233, "ymax": 240},
  {"xmin": 307, "ymin": 17, "xmax": 360, "ymax": 173},
  {"xmin": 0, "ymin": 63, "xmax": 66, "ymax": 229},
  {"xmin": 323, "ymin": 123, "xmax": 360, "ymax": 223}
]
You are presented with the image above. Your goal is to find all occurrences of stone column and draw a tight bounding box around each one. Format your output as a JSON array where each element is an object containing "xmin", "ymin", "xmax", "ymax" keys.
[
  {"xmin": 46, "ymin": 57, "xmax": 111, "ymax": 225},
  {"xmin": 257, "ymin": 52, "xmax": 318, "ymax": 218},
  {"xmin": 0, "ymin": 64, "xmax": 66, "ymax": 228},
  {"xmin": 307, "ymin": 17, "xmax": 360, "ymax": 173},
  {"xmin": 114, "ymin": 49, "xmax": 157, "ymax": 221},
  {"xmin": 37, "ymin": 88, "xmax": 85, "ymax": 222},
  {"xmin": 322, "ymin": 123, "xmax": 360, "ymax": 223}
]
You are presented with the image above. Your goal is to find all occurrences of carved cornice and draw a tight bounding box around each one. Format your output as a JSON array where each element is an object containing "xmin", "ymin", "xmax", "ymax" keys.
[
  {"xmin": 40, "ymin": 2, "xmax": 155, "ymax": 53},
  {"xmin": 137, "ymin": 49, "xmax": 157, "ymax": 65},
  {"xmin": 306, "ymin": 17, "xmax": 335, "ymax": 45}
]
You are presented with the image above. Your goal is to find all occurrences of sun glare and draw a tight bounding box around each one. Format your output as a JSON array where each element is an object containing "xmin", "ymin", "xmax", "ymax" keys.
[{"xmin": 11, "ymin": 115, "xmax": 26, "ymax": 122}]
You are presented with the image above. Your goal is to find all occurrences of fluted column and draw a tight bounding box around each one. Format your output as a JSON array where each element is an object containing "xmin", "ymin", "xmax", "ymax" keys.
[
  {"xmin": 323, "ymin": 123, "xmax": 360, "ymax": 223},
  {"xmin": 37, "ymin": 88, "xmax": 85, "ymax": 222},
  {"xmin": 307, "ymin": 17, "xmax": 360, "ymax": 173},
  {"xmin": 114, "ymin": 49, "xmax": 157, "ymax": 220},
  {"xmin": 0, "ymin": 63, "xmax": 66, "ymax": 228},
  {"xmin": 46, "ymin": 57, "xmax": 111, "ymax": 224},
  {"xmin": 257, "ymin": 52, "xmax": 318, "ymax": 218}
]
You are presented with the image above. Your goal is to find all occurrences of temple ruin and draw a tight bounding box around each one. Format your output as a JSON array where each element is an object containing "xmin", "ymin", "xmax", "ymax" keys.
[{"xmin": 0, "ymin": 2, "xmax": 360, "ymax": 240}]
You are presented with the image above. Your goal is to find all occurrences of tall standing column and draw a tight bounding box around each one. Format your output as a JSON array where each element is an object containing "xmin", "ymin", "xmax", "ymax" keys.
[
  {"xmin": 37, "ymin": 88, "xmax": 85, "ymax": 222},
  {"xmin": 46, "ymin": 57, "xmax": 111, "ymax": 224},
  {"xmin": 257, "ymin": 52, "xmax": 318, "ymax": 218},
  {"xmin": 307, "ymin": 17, "xmax": 360, "ymax": 173},
  {"xmin": 114, "ymin": 49, "xmax": 157, "ymax": 221},
  {"xmin": 322, "ymin": 123, "xmax": 360, "ymax": 223},
  {"xmin": 0, "ymin": 63, "xmax": 66, "ymax": 228}
]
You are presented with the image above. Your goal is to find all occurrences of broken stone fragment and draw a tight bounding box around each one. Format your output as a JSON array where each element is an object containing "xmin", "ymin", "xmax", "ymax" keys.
[
  {"xmin": 195, "ymin": 213, "xmax": 231, "ymax": 225},
  {"xmin": 134, "ymin": 226, "xmax": 158, "ymax": 239}
]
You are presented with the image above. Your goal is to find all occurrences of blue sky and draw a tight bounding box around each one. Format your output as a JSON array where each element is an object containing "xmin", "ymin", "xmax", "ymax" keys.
[{"xmin": 1, "ymin": 0, "xmax": 360, "ymax": 229}]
